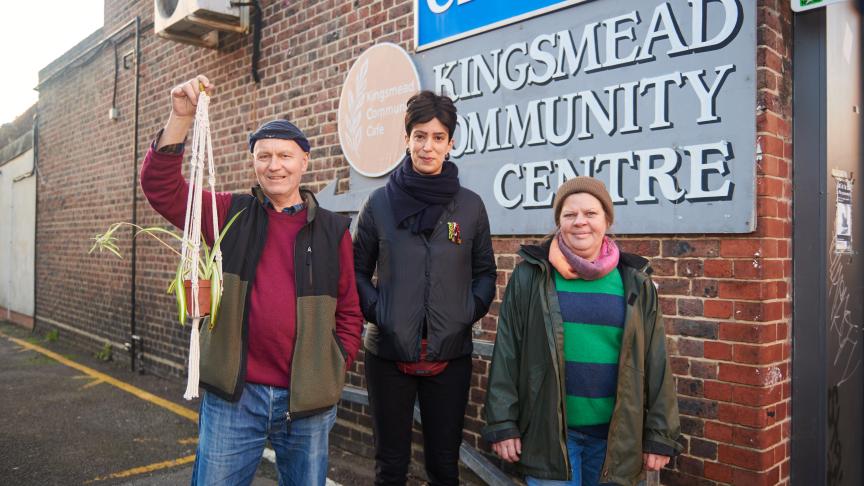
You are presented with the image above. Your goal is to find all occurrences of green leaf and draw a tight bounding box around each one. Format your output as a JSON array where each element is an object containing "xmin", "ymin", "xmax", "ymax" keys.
[
  {"xmin": 206, "ymin": 209, "xmax": 244, "ymax": 270},
  {"xmin": 209, "ymin": 274, "xmax": 221, "ymax": 329},
  {"xmin": 174, "ymin": 262, "xmax": 186, "ymax": 326}
]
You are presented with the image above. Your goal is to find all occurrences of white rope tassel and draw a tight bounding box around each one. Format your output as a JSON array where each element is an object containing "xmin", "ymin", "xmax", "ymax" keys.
[
  {"xmin": 182, "ymin": 90, "xmax": 216, "ymax": 400},
  {"xmin": 184, "ymin": 317, "xmax": 201, "ymax": 400}
]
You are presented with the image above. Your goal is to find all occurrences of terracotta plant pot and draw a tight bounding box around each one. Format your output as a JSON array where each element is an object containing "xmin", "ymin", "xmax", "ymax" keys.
[{"xmin": 183, "ymin": 279, "xmax": 211, "ymax": 318}]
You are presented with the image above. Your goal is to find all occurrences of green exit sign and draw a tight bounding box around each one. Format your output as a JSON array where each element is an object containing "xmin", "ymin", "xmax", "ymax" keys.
[{"xmin": 793, "ymin": 0, "xmax": 847, "ymax": 12}]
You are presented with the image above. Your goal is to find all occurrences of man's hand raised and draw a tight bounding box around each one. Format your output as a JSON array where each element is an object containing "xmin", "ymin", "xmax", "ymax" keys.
[
  {"xmin": 170, "ymin": 74, "xmax": 215, "ymax": 119},
  {"xmin": 158, "ymin": 75, "xmax": 215, "ymax": 149}
]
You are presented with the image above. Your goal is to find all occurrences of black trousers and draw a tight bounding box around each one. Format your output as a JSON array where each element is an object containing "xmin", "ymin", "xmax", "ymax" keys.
[{"xmin": 365, "ymin": 352, "xmax": 473, "ymax": 486}]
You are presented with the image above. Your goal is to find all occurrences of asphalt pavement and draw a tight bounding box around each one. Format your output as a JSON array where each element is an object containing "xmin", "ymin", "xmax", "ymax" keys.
[
  {"xmin": 0, "ymin": 320, "xmax": 482, "ymax": 486},
  {"xmin": 0, "ymin": 321, "xmax": 276, "ymax": 485}
]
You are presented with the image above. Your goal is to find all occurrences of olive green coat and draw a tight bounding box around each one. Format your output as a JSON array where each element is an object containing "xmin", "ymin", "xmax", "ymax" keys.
[{"xmin": 482, "ymin": 241, "xmax": 682, "ymax": 486}]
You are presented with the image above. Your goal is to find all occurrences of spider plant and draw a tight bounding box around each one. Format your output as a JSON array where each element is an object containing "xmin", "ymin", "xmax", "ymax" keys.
[{"xmin": 89, "ymin": 210, "xmax": 243, "ymax": 327}]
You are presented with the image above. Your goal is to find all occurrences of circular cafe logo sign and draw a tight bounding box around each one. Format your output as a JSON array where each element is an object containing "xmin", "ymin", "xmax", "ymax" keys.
[{"xmin": 338, "ymin": 43, "xmax": 421, "ymax": 178}]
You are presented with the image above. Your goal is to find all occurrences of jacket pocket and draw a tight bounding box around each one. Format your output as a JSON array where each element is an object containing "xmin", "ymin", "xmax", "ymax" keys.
[
  {"xmin": 199, "ymin": 273, "xmax": 245, "ymax": 397},
  {"xmin": 290, "ymin": 296, "xmax": 346, "ymax": 414},
  {"xmin": 332, "ymin": 329, "xmax": 347, "ymax": 361}
]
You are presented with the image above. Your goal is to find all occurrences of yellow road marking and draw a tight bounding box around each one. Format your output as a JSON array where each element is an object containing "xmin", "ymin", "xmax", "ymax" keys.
[
  {"xmin": 178, "ymin": 437, "xmax": 199, "ymax": 445},
  {"xmin": 81, "ymin": 378, "xmax": 105, "ymax": 390},
  {"xmin": 84, "ymin": 454, "xmax": 196, "ymax": 483},
  {"xmin": 0, "ymin": 332, "xmax": 198, "ymax": 422},
  {"xmin": 2, "ymin": 330, "xmax": 200, "ymax": 483}
]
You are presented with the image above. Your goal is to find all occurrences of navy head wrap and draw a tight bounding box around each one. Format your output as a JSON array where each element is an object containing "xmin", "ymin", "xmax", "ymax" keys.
[{"xmin": 248, "ymin": 119, "xmax": 310, "ymax": 153}]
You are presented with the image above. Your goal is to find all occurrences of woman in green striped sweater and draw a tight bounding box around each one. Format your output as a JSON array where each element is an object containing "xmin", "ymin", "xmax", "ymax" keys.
[{"xmin": 483, "ymin": 177, "xmax": 682, "ymax": 486}]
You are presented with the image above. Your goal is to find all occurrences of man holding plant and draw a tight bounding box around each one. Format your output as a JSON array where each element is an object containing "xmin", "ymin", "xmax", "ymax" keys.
[{"xmin": 140, "ymin": 74, "xmax": 363, "ymax": 486}]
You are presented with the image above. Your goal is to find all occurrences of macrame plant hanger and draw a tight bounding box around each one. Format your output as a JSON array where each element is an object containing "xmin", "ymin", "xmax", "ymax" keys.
[{"xmin": 181, "ymin": 84, "xmax": 222, "ymax": 400}]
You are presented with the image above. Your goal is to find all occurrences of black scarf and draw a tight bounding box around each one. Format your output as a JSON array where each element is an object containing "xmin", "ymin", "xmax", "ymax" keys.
[{"xmin": 386, "ymin": 155, "xmax": 460, "ymax": 235}]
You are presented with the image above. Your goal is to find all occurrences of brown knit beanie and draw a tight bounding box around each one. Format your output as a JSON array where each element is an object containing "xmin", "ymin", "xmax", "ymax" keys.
[{"xmin": 553, "ymin": 177, "xmax": 614, "ymax": 226}]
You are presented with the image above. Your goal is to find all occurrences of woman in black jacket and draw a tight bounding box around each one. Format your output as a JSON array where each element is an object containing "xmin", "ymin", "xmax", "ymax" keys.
[{"xmin": 353, "ymin": 90, "xmax": 497, "ymax": 485}]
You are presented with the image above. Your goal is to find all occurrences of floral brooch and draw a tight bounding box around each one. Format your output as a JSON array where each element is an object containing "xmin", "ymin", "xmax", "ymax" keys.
[{"xmin": 447, "ymin": 222, "xmax": 462, "ymax": 244}]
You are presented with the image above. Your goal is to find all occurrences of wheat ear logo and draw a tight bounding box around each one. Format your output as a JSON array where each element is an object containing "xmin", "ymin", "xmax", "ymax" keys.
[{"xmin": 342, "ymin": 60, "xmax": 368, "ymax": 154}]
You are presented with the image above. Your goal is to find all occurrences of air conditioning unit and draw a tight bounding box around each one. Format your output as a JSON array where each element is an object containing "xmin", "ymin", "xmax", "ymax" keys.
[{"xmin": 155, "ymin": 0, "xmax": 250, "ymax": 49}]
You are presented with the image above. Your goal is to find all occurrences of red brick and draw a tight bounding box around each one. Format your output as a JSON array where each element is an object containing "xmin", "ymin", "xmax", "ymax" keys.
[
  {"xmin": 719, "ymin": 363, "xmax": 777, "ymax": 386},
  {"xmin": 733, "ymin": 343, "xmax": 784, "ymax": 365},
  {"xmin": 678, "ymin": 377, "xmax": 704, "ymax": 397},
  {"xmin": 662, "ymin": 240, "xmax": 720, "ymax": 258},
  {"xmin": 651, "ymin": 258, "xmax": 676, "ymax": 276},
  {"xmin": 678, "ymin": 298, "xmax": 704, "ymax": 317},
  {"xmin": 680, "ymin": 416, "xmax": 704, "ymax": 437},
  {"xmin": 704, "ymin": 259, "xmax": 733, "ymax": 278},
  {"xmin": 660, "ymin": 297, "xmax": 677, "ymax": 316},
  {"xmin": 718, "ymin": 444, "xmax": 776, "ymax": 470},
  {"xmin": 755, "ymin": 218, "xmax": 790, "ymax": 238},
  {"xmin": 670, "ymin": 357, "xmax": 690, "ymax": 376},
  {"xmin": 732, "ymin": 383, "xmax": 783, "ymax": 407},
  {"xmin": 704, "ymin": 421, "xmax": 734, "ymax": 443},
  {"xmin": 676, "ymin": 338, "xmax": 704, "ymax": 358},
  {"xmin": 678, "ymin": 397, "xmax": 718, "ymax": 419},
  {"xmin": 691, "ymin": 279, "xmax": 719, "ymax": 298},
  {"xmin": 703, "ymin": 380, "xmax": 733, "ymax": 401},
  {"xmin": 617, "ymin": 239, "xmax": 660, "ymax": 257},
  {"xmin": 757, "ymin": 196, "xmax": 778, "ymax": 217},
  {"xmin": 690, "ymin": 438, "xmax": 718, "ymax": 460},
  {"xmin": 733, "ymin": 423, "xmax": 783, "ymax": 449},
  {"xmin": 734, "ymin": 301, "xmax": 784, "ymax": 322},
  {"xmin": 704, "ymin": 300, "xmax": 733, "ymax": 319},
  {"xmin": 691, "ymin": 360, "xmax": 718, "ymax": 379},
  {"xmin": 719, "ymin": 322, "xmax": 777, "ymax": 343},
  {"xmin": 720, "ymin": 239, "xmax": 761, "ymax": 257},
  {"xmin": 719, "ymin": 281, "xmax": 763, "ymax": 300},
  {"xmin": 669, "ymin": 319, "xmax": 718, "ymax": 339},
  {"xmin": 732, "ymin": 464, "xmax": 781, "ymax": 486},
  {"xmin": 733, "ymin": 258, "xmax": 762, "ymax": 278},
  {"xmin": 761, "ymin": 281, "xmax": 788, "ymax": 300},
  {"xmin": 718, "ymin": 403, "xmax": 778, "ymax": 428},
  {"xmin": 676, "ymin": 455, "xmax": 704, "ymax": 476},
  {"xmin": 759, "ymin": 135, "xmax": 786, "ymax": 160},
  {"xmin": 703, "ymin": 461, "xmax": 734, "ymax": 483},
  {"xmin": 655, "ymin": 277, "xmax": 691, "ymax": 296},
  {"xmin": 677, "ymin": 259, "xmax": 704, "ymax": 277},
  {"xmin": 704, "ymin": 341, "xmax": 733, "ymax": 360}
]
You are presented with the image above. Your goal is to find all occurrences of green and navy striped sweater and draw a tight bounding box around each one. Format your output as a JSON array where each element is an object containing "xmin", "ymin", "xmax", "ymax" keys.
[{"xmin": 555, "ymin": 268, "xmax": 626, "ymax": 438}]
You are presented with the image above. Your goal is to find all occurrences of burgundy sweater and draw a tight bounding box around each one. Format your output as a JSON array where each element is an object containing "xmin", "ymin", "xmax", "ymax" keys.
[{"xmin": 140, "ymin": 146, "xmax": 363, "ymax": 388}]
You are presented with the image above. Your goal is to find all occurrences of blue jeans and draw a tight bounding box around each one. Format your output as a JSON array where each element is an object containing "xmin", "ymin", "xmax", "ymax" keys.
[
  {"xmin": 526, "ymin": 429, "xmax": 608, "ymax": 486},
  {"xmin": 191, "ymin": 383, "xmax": 337, "ymax": 486}
]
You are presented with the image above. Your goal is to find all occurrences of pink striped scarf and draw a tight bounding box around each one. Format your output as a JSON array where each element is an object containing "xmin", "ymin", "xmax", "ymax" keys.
[{"xmin": 549, "ymin": 232, "xmax": 620, "ymax": 280}]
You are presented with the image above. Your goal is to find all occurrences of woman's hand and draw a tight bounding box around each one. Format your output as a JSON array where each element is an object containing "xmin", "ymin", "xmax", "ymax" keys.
[
  {"xmin": 642, "ymin": 453, "xmax": 671, "ymax": 471},
  {"xmin": 492, "ymin": 438, "xmax": 522, "ymax": 463}
]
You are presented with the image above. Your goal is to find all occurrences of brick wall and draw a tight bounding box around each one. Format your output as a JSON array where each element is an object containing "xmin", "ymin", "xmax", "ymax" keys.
[{"xmin": 35, "ymin": 1, "xmax": 794, "ymax": 484}]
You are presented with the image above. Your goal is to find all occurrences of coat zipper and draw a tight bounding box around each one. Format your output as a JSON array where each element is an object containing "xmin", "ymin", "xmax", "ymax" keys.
[
  {"xmin": 289, "ymin": 223, "xmax": 312, "ymax": 415},
  {"xmin": 307, "ymin": 224, "xmax": 314, "ymax": 288}
]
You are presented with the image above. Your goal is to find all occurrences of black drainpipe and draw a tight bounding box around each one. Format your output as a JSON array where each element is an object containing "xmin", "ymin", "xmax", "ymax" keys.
[
  {"xmin": 130, "ymin": 16, "xmax": 142, "ymax": 372},
  {"xmin": 32, "ymin": 113, "xmax": 39, "ymax": 335}
]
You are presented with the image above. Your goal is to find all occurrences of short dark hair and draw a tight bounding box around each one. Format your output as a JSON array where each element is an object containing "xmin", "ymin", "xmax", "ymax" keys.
[{"xmin": 404, "ymin": 90, "xmax": 458, "ymax": 139}]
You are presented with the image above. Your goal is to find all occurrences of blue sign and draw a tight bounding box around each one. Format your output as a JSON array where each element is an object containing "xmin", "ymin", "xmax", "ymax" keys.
[{"xmin": 415, "ymin": 0, "xmax": 586, "ymax": 51}]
